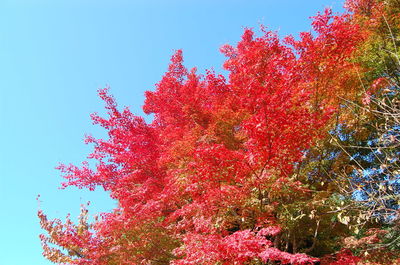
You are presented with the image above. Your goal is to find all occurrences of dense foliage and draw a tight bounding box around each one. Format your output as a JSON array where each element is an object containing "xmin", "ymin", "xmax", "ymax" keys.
[{"xmin": 39, "ymin": 0, "xmax": 400, "ymax": 264}]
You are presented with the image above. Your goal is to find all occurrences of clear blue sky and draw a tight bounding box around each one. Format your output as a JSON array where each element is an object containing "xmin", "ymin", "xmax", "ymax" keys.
[{"xmin": 0, "ymin": 0, "xmax": 344, "ymax": 264}]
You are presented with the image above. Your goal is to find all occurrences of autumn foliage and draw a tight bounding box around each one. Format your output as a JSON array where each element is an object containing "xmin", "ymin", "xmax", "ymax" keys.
[{"xmin": 39, "ymin": 0, "xmax": 400, "ymax": 264}]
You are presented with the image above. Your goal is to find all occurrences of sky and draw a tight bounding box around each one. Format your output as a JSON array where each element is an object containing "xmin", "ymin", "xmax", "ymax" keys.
[{"xmin": 0, "ymin": 0, "xmax": 344, "ymax": 264}]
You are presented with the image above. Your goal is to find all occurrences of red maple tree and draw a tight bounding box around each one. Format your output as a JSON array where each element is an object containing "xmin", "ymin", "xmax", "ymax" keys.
[{"xmin": 39, "ymin": 0, "xmax": 398, "ymax": 264}]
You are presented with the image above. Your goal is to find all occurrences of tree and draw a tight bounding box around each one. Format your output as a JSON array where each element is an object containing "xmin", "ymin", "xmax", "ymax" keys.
[
  {"xmin": 39, "ymin": 0, "xmax": 399, "ymax": 264},
  {"xmin": 317, "ymin": 1, "xmax": 400, "ymax": 263}
]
